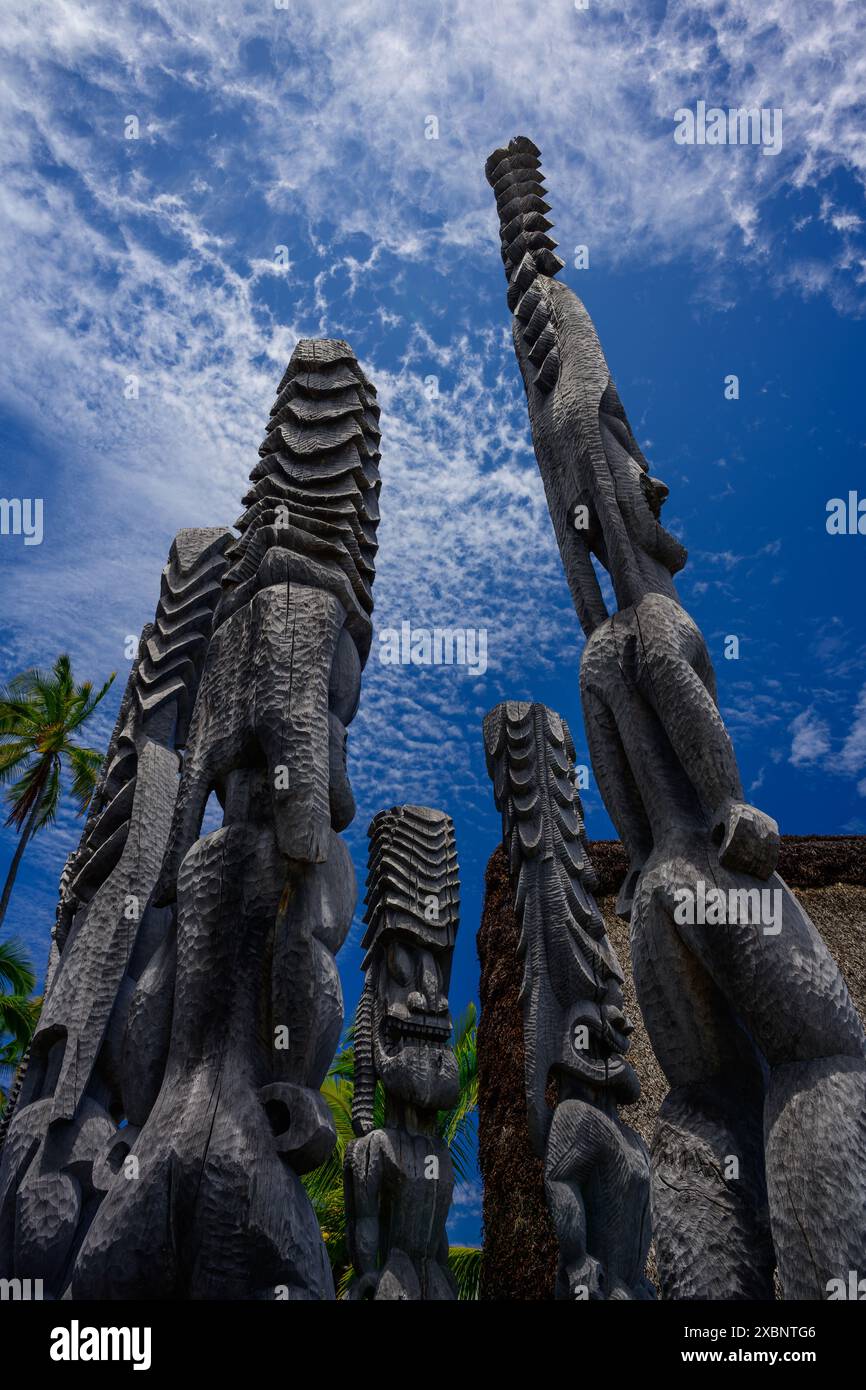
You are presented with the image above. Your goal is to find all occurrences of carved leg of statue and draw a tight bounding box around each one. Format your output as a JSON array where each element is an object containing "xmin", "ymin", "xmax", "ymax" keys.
[
  {"xmin": 376, "ymin": 1248, "xmax": 422, "ymax": 1301},
  {"xmin": 544, "ymin": 1102, "xmax": 602, "ymax": 1300},
  {"xmin": 72, "ymin": 824, "xmax": 334, "ymax": 1300},
  {"xmin": 430, "ymin": 1234, "xmax": 459, "ymax": 1300},
  {"xmin": 344, "ymin": 1129, "xmax": 386, "ymax": 1298},
  {"xmin": 581, "ymin": 684, "xmax": 653, "ymax": 914},
  {"xmin": 0, "ymin": 1098, "xmax": 116, "ymax": 1293},
  {"xmin": 651, "ymin": 1075, "xmax": 775, "ymax": 1301},
  {"xmin": 674, "ymin": 867, "xmax": 866, "ymax": 1301},
  {"xmin": 765, "ymin": 1056, "xmax": 866, "ymax": 1298},
  {"xmin": 270, "ymin": 828, "xmax": 355, "ymax": 1091},
  {"xmin": 636, "ymin": 851, "xmax": 866, "ymax": 1299},
  {"xmin": 544, "ymin": 1163, "xmax": 602, "ymax": 1300},
  {"xmin": 374, "ymin": 1249, "xmax": 454, "ymax": 1300},
  {"xmin": 425, "ymin": 1261, "xmax": 459, "ymax": 1300},
  {"xmin": 545, "ymin": 1098, "xmax": 652, "ymax": 1300},
  {"xmin": 632, "ymin": 865, "xmax": 776, "ymax": 1300}
]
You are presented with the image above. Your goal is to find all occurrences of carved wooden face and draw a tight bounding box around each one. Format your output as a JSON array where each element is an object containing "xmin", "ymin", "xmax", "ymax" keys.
[
  {"xmin": 595, "ymin": 411, "xmax": 685, "ymax": 576},
  {"xmin": 515, "ymin": 278, "xmax": 687, "ymax": 621},
  {"xmin": 562, "ymin": 987, "xmax": 640, "ymax": 1103},
  {"xmin": 371, "ymin": 933, "xmax": 460, "ymax": 1114}
]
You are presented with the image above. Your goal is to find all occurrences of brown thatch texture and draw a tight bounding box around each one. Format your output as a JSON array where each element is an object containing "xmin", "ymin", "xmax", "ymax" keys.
[
  {"xmin": 588, "ymin": 835, "xmax": 866, "ymax": 896},
  {"xmin": 477, "ymin": 836, "xmax": 866, "ymax": 1300},
  {"xmin": 477, "ymin": 845, "xmax": 559, "ymax": 1300}
]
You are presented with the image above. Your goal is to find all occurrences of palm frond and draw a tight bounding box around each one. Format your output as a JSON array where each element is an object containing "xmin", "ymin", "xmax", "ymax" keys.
[
  {"xmin": 448, "ymin": 1245, "xmax": 482, "ymax": 1300},
  {"xmin": 438, "ymin": 1005, "xmax": 478, "ymax": 1181},
  {"xmin": 65, "ymin": 744, "xmax": 104, "ymax": 813},
  {"xmin": 0, "ymin": 741, "xmax": 35, "ymax": 781},
  {"xmin": 452, "ymin": 1000, "xmax": 477, "ymax": 1050},
  {"xmin": 0, "ymin": 695, "xmax": 41, "ymax": 737},
  {"xmin": 0, "ymin": 656, "xmax": 114, "ymax": 840},
  {"xmin": 0, "ymin": 993, "xmax": 39, "ymax": 1053},
  {"xmin": 67, "ymin": 673, "xmax": 115, "ymax": 733},
  {"xmin": 327, "ymin": 1045, "xmax": 356, "ymax": 1084},
  {"xmin": 2, "ymin": 667, "xmax": 42, "ymax": 695},
  {"xmin": 33, "ymin": 759, "xmax": 62, "ymax": 830},
  {"xmin": 0, "ymin": 939, "xmax": 36, "ymax": 996},
  {"xmin": 27, "ymin": 662, "xmax": 71, "ymax": 720}
]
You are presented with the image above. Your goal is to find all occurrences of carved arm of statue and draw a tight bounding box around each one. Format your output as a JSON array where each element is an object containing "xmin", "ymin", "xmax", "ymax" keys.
[{"xmin": 344, "ymin": 1130, "xmax": 385, "ymax": 1300}]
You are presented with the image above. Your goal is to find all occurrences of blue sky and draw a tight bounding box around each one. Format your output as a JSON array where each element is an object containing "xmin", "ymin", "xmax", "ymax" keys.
[{"xmin": 2, "ymin": 0, "xmax": 866, "ymax": 1247}]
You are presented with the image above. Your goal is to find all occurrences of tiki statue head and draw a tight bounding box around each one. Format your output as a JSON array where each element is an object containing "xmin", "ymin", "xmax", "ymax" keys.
[{"xmin": 352, "ymin": 806, "xmax": 461, "ymax": 1133}]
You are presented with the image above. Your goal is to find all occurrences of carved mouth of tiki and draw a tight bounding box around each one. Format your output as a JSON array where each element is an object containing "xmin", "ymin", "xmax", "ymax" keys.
[
  {"xmin": 381, "ymin": 1012, "xmax": 451, "ymax": 1051},
  {"xmin": 571, "ymin": 1005, "xmax": 632, "ymax": 1062},
  {"xmin": 569, "ymin": 1037, "xmax": 631, "ymax": 1091}
]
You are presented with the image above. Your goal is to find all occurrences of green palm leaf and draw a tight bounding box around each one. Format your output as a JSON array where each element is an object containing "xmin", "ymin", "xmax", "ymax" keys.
[
  {"xmin": 65, "ymin": 745, "xmax": 104, "ymax": 813},
  {"xmin": 0, "ymin": 940, "xmax": 38, "ymax": 1103},
  {"xmin": 0, "ymin": 654, "xmax": 114, "ymax": 929},
  {"xmin": 0, "ymin": 939, "xmax": 36, "ymax": 996},
  {"xmin": 447, "ymin": 1244, "xmax": 483, "ymax": 1300},
  {"xmin": 67, "ymin": 675, "xmax": 115, "ymax": 734},
  {"xmin": 34, "ymin": 760, "xmax": 62, "ymax": 831},
  {"xmin": 0, "ymin": 993, "xmax": 39, "ymax": 1053},
  {"xmin": 0, "ymin": 741, "xmax": 35, "ymax": 781},
  {"xmin": 438, "ymin": 1003, "xmax": 478, "ymax": 1182}
]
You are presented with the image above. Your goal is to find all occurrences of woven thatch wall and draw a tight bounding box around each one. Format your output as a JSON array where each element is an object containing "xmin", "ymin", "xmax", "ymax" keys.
[{"xmin": 477, "ymin": 836, "xmax": 866, "ymax": 1301}]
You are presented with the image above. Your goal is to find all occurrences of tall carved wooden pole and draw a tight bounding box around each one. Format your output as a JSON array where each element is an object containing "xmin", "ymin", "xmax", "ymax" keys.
[
  {"xmin": 486, "ymin": 137, "xmax": 866, "ymax": 1300},
  {"xmin": 1, "ymin": 338, "xmax": 381, "ymax": 1300},
  {"xmin": 344, "ymin": 804, "xmax": 461, "ymax": 1300},
  {"xmin": 0, "ymin": 528, "xmax": 232, "ymax": 1292},
  {"xmin": 483, "ymin": 700, "xmax": 653, "ymax": 1300}
]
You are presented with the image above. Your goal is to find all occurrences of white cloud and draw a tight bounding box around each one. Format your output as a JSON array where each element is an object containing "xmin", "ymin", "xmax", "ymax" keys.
[
  {"xmin": 2, "ymin": 0, "xmax": 866, "ymax": 964},
  {"xmin": 837, "ymin": 683, "xmax": 866, "ymax": 777},
  {"xmin": 2, "ymin": 0, "xmax": 866, "ymax": 293},
  {"xmin": 785, "ymin": 681, "xmax": 866, "ymax": 796},
  {"xmin": 789, "ymin": 708, "xmax": 832, "ymax": 766}
]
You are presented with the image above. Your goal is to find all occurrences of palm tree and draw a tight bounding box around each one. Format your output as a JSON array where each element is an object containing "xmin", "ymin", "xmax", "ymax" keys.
[
  {"xmin": 305, "ymin": 1002, "xmax": 482, "ymax": 1299},
  {"xmin": 0, "ymin": 938, "xmax": 39, "ymax": 1113},
  {"xmin": 0, "ymin": 654, "xmax": 114, "ymax": 931}
]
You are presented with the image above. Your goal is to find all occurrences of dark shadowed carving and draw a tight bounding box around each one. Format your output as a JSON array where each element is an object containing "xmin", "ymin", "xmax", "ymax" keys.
[
  {"xmin": 344, "ymin": 805, "xmax": 460, "ymax": 1300},
  {"xmin": 1, "ymin": 339, "xmax": 379, "ymax": 1300},
  {"xmin": 484, "ymin": 700, "xmax": 653, "ymax": 1300},
  {"xmin": 0, "ymin": 528, "xmax": 232, "ymax": 1295},
  {"xmin": 486, "ymin": 136, "xmax": 866, "ymax": 1301},
  {"xmin": 67, "ymin": 339, "xmax": 379, "ymax": 1300}
]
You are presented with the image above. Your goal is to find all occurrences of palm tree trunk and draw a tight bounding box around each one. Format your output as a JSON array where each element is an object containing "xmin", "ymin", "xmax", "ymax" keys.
[{"xmin": 0, "ymin": 791, "xmax": 44, "ymax": 933}]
